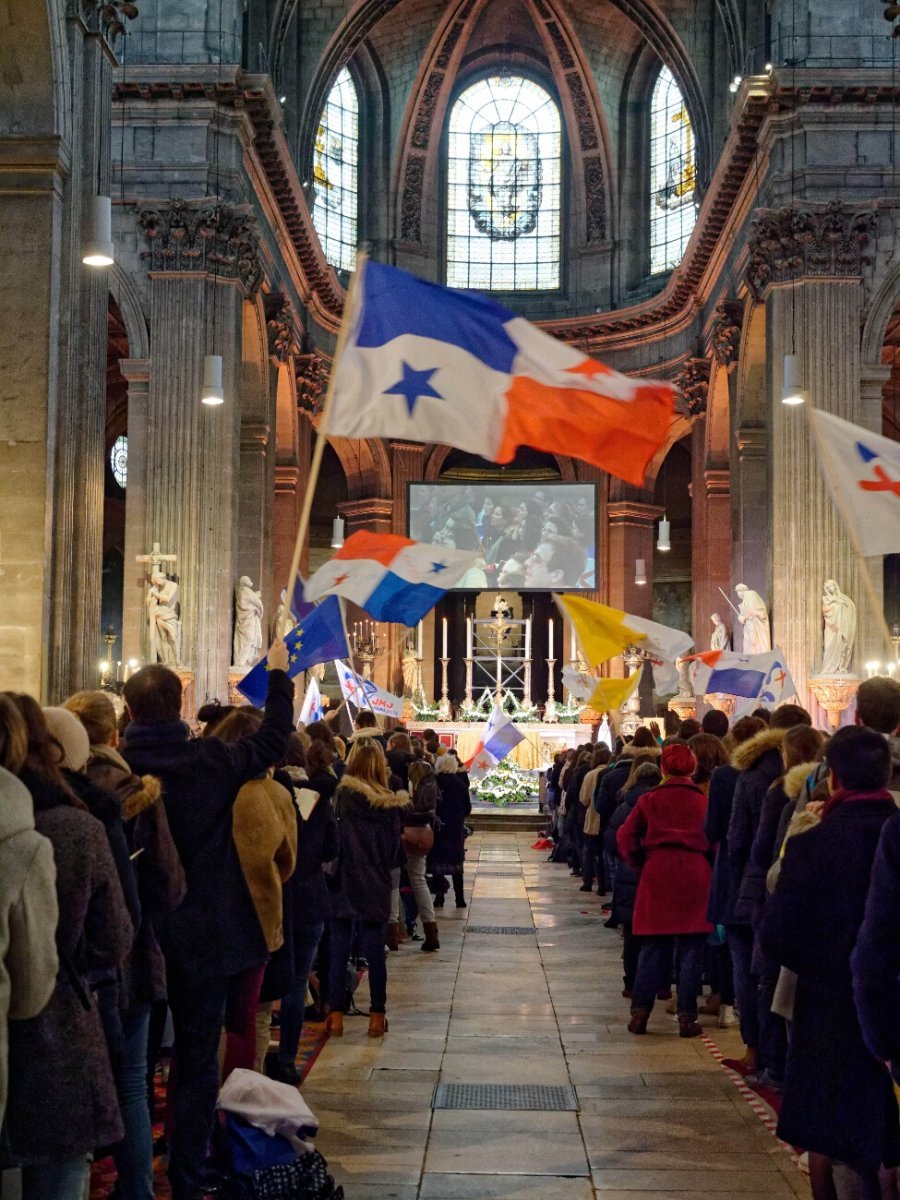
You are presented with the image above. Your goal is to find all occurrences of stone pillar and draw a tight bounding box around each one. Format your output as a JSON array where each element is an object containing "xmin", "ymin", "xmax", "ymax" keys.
[
  {"xmin": 389, "ymin": 441, "xmax": 425, "ymax": 537},
  {"xmin": 606, "ymin": 502, "xmax": 661, "ymax": 622},
  {"xmin": 274, "ymin": 464, "xmax": 301, "ymax": 593},
  {"xmin": 747, "ymin": 203, "xmax": 878, "ymax": 708},
  {"xmin": 120, "ymin": 358, "xmax": 150, "ymax": 665},
  {"xmin": 691, "ymin": 437, "xmax": 731, "ymax": 654},
  {"xmin": 237, "ymin": 420, "xmax": 271, "ymax": 590},
  {"xmin": 138, "ymin": 198, "xmax": 263, "ymax": 707},
  {"xmin": 338, "ymin": 498, "xmax": 393, "ymax": 536},
  {"xmin": 731, "ymin": 426, "xmax": 767, "ymax": 604}
]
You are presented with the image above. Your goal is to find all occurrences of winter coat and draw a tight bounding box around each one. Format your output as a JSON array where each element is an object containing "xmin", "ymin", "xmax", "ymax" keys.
[
  {"xmin": 428, "ymin": 773, "xmax": 472, "ymax": 875},
  {"xmin": 704, "ymin": 763, "xmax": 740, "ymax": 925},
  {"xmin": 0, "ymin": 768, "xmax": 58, "ymax": 1128},
  {"xmin": 580, "ymin": 766, "xmax": 605, "ymax": 837},
  {"xmin": 727, "ymin": 728, "xmax": 787, "ymax": 923},
  {"xmin": 853, "ymin": 811, "xmax": 900, "ymax": 1080},
  {"xmin": 617, "ymin": 777, "xmax": 712, "ymax": 936},
  {"xmin": 306, "ymin": 767, "xmax": 337, "ymax": 805},
  {"xmin": 750, "ymin": 761, "xmax": 818, "ymax": 903},
  {"xmin": 85, "ymin": 745, "xmax": 185, "ymax": 1008},
  {"xmin": 121, "ymin": 668, "xmax": 294, "ymax": 981},
  {"xmin": 772, "ymin": 760, "xmax": 821, "ymax": 869},
  {"xmin": 404, "ymin": 759, "xmax": 439, "ymax": 829},
  {"xmin": 289, "ymin": 783, "xmax": 339, "ymax": 930},
  {"xmin": 607, "ymin": 777, "xmax": 658, "ymax": 926},
  {"xmin": 329, "ymin": 776, "xmax": 409, "ymax": 922},
  {"xmin": 4, "ymin": 776, "xmax": 133, "ymax": 1165},
  {"xmin": 888, "ymin": 735, "xmax": 900, "ymax": 802},
  {"xmin": 232, "ymin": 776, "xmax": 298, "ymax": 953},
  {"xmin": 594, "ymin": 746, "xmax": 661, "ymax": 823},
  {"xmin": 386, "ymin": 748, "xmax": 414, "ymax": 789},
  {"xmin": 761, "ymin": 793, "xmax": 900, "ymax": 1172}
]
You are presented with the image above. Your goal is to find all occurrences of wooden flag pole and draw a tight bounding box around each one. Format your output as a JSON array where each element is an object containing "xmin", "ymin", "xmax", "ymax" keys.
[
  {"xmin": 807, "ymin": 407, "xmax": 894, "ymax": 660},
  {"xmin": 281, "ymin": 253, "xmax": 368, "ymax": 627}
]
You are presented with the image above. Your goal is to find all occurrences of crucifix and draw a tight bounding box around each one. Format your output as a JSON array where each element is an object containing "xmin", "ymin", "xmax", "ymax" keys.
[{"xmin": 136, "ymin": 541, "xmax": 178, "ymax": 664}]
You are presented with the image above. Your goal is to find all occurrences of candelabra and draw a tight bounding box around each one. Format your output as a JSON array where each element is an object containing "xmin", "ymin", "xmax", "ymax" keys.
[
  {"xmin": 437, "ymin": 658, "xmax": 452, "ymax": 721},
  {"xmin": 619, "ymin": 644, "xmax": 645, "ymax": 737},
  {"xmin": 351, "ymin": 620, "xmax": 384, "ymax": 680},
  {"xmin": 461, "ymin": 658, "xmax": 475, "ymax": 714},
  {"xmin": 543, "ymin": 658, "xmax": 559, "ymax": 723},
  {"xmin": 99, "ymin": 625, "xmax": 124, "ymax": 693}
]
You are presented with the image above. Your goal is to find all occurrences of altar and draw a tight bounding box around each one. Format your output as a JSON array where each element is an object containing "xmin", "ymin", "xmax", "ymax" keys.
[{"xmin": 408, "ymin": 722, "xmax": 594, "ymax": 770}]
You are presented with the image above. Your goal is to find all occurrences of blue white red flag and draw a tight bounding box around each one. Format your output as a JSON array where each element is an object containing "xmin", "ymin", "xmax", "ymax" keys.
[
  {"xmin": 322, "ymin": 260, "xmax": 676, "ymax": 487},
  {"xmin": 333, "ymin": 660, "xmax": 405, "ymax": 720},
  {"xmin": 298, "ymin": 675, "xmax": 324, "ymax": 725},
  {"xmin": 808, "ymin": 408, "xmax": 900, "ymax": 557},
  {"xmin": 237, "ymin": 595, "xmax": 349, "ymax": 707},
  {"xmin": 687, "ymin": 648, "xmax": 796, "ymax": 706},
  {"xmin": 466, "ymin": 707, "xmax": 526, "ymax": 780},
  {"xmin": 305, "ymin": 530, "xmax": 477, "ymax": 627}
]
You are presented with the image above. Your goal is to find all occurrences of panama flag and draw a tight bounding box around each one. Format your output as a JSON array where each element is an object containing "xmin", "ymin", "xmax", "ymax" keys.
[
  {"xmin": 688, "ymin": 648, "xmax": 796, "ymax": 705},
  {"xmin": 333, "ymin": 660, "xmax": 405, "ymax": 720},
  {"xmin": 323, "ymin": 260, "xmax": 677, "ymax": 488},
  {"xmin": 298, "ymin": 675, "xmax": 324, "ymax": 725},
  {"xmin": 305, "ymin": 531, "xmax": 477, "ymax": 627},
  {"xmin": 808, "ymin": 408, "xmax": 900, "ymax": 557},
  {"xmin": 466, "ymin": 707, "xmax": 526, "ymax": 781}
]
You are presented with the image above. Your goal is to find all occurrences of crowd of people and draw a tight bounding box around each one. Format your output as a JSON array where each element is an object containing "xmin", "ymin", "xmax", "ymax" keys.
[
  {"xmin": 0, "ymin": 654, "xmax": 471, "ymax": 1200},
  {"xmin": 545, "ymin": 682, "xmax": 900, "ymax": 1200},
  {"xmin": 409, "ymin": 485, "xmax": 596, "ymax": 588}
]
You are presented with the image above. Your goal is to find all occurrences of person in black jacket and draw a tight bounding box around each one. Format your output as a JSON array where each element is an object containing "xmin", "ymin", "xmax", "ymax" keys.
[
  {"xmin": 121, "ymin": 646, "xmax": 293, "ymax": 1200},
  {"xmin": 762, "ymin": 727, "xmax": 900, "ymax": 1199},
  {"xmin": 429, "ymin": 754, "xmax": 472, "ymax": 908},
  {"xmin": 607, "ymin": 761, "xmax": 661, "ymax": 994}
]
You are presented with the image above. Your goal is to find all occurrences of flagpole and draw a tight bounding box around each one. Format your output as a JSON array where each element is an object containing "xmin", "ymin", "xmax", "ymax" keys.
[
  {"xmin": 807, "ymin": 407, "xmax": 894, "ymax": 659},
  {"xmin": 282, "ymin": 253, "xmax": 368, "ymax": 620}
]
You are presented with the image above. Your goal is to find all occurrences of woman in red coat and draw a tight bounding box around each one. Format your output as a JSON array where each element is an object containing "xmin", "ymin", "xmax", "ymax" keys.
[{"xmin": 617, "ymin": 743, "xmax": 713, "ymax": 1038}]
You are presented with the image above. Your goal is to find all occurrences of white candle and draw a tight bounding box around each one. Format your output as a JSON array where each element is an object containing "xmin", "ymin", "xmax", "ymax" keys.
[
  {"xmin": 548, "ymin": 618, "xmax": 554, "ymax": 660},
  {"xmin": 525, "ymin": 616, "xmax": 532, "ymax": 659},
  {"xmin": 466, "ymin": 616, "xmax": 473, "ymax": 659},
  {"xmin": 417, "ymin": 620, "xmax": 423, "ymax": 658},
  {"xmin": 570, "ymin": 626, "xmax": 577, "ymax": 661},
  {"xmin": 442, "ymin": 616, "xmax": 448, "ymax": 658},
  {"xmin": 116, "ymin": 660, "xmax": 122, "ymax": 682}
]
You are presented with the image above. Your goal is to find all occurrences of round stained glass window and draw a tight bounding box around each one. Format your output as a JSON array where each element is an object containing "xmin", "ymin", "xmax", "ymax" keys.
[{"xmin": 110, "ymin": 435, "xmax": 127, "ymax": 489}]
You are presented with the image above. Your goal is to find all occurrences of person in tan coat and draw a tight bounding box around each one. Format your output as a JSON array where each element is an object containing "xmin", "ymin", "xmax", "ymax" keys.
[{"xmin": 579, "ymin": 746, "xmax": 611, "ymax": 893}]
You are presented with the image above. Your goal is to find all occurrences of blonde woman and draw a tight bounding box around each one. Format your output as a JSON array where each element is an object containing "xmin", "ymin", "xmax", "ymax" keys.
[{"xmin": 327, "ymin": 738, "xmax": 409, "ymax": 1038}]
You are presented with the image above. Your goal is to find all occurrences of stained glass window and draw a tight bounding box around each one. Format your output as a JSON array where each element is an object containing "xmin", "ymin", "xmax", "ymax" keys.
[
  {"xmin": 311, "ymin": 67, "xmax": 359, "ymax": 272},
  {"xmin": 110, "ymin": 435, "xmax": 127, "ymax": 489},
  {"xmin": 447, "ymin": 75, "xmax": 561, "ymax": 291},
  {"xmin": 649, "ymin": 66, "xmax": 696, "ymax": 275}
]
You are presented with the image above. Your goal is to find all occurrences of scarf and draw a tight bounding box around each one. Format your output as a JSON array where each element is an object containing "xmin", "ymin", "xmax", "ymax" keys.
[{"xmin": 821, "ymin": 787, "xmax": 893, "ymax": 820}]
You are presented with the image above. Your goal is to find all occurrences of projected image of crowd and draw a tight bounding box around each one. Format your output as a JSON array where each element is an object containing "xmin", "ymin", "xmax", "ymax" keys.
[{"xmin": 408, "ymin": 484, "xmax": 596, "ymax": 590}]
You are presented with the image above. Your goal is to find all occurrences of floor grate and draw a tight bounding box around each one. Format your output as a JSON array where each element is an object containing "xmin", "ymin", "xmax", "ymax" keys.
[
  {"xmin": 433, "ymin": 1083, "xmax": 578, "ymax": 1111},
  {"xmin": 465, "ymin": 925, "xmax": 535, "ymax": 935}
]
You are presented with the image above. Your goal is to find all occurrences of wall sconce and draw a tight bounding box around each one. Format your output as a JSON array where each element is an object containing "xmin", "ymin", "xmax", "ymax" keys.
[
  {"xmin": 635, "ymin": 558, "xmax": 647, "ymax": 586},
  {"xmin": 657, "ymin": 517, "xmax": 671, "ymax": 552},
  {"xmin": 331, "ymin": 516, "xmax": 345, "ymax": 548}
]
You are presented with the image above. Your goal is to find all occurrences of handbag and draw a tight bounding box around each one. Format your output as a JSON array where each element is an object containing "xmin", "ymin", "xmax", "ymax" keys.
[{"xmin": 402, "ymin": 824, "xmax": 434, "ymax": 855}]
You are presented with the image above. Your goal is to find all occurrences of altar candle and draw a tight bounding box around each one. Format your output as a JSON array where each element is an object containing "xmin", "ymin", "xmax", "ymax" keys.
[
  {"xmin": 417, "ymin": 620, "xmax": 423, "ymax": 658},
  {"xmin": 116, "ymin": 660, "xmax": 122, "ymax": 682},
  {"xmin": 570, "ymin": 626, "xmax": 577, "ymax": 662},
  {"xmin": 442, "ymin": 616, "xmax": 448, "ymax": 658},
  {"xmin": 466, "ymin": 616, "xmax": 473, "ymax": 659},
  {"xmin": 525, "ymin": 617, "xmax": 531, "ymax": 659},
  {"xmin": 548, "ymin": 618, "xmax": 554, "ymax": 660}
]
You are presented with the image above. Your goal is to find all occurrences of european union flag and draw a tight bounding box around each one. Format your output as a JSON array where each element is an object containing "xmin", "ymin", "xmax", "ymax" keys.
[{"xmin": 237, "ymin": 595, "xmax": 348, "ymax": 707}]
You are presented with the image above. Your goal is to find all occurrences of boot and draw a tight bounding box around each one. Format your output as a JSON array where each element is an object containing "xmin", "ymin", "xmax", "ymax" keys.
[
  {"xmin": 398, "ymin": 922, "xmax": 410, "ymax": 943},
  {"xmin": 735, "ymin": 1046, "xmax": 758, "ymax": 1074},
  {"xmin": 678, "ymin": 1015, "xmax": 703, "ymax": 1038},
  {"xmin": 367, "ymin": 1013, "xmax": 389, "ymax": 1038},
  {"xmin": 422, "ymin": 921, "xmax": 440, "ymax": 952},
  {"xmin": 718, "ymin": 1004, "xmax": 739, "ymax": 1029},
  {"xmin": 385, "ymin": 921, "xmax": 400, "ymax": 952},
  {"xmin": 325, "ymin": 1011, "xmax": 344, "ymax": 1037},
  {"xmin": 699, "ymin": 993, "xmax": 722, "ymax": 1016},
  {"xmin": 627, "ymin": 1009, "xmax": 649, "ymax": 1035}
]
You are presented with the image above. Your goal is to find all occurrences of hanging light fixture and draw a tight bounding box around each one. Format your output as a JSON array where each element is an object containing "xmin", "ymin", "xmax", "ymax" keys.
[
  {"xmin": 781, "ymin": 353, "xmax": 808, "ymax": 405},
  {"xmin": 331, "ymin": 515, "xmax": 345, "ymax": 548},
  {"xmin": 201, "ymin": 354, "xmax": 224, "ymax": 405},
  {"xmin": 657, "ymin": 516, "xmax": 671, "ymax": 552},
  {"xmin": 82, "ymin": 195, "xmax": 115, "ymax": 267},
  {"xmin": 635, "ymin": 558, "xmax": 647, "ymax": 586}
]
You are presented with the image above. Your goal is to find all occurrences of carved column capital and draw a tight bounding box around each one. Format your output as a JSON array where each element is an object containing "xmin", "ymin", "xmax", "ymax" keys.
[
  {"xmin": 606, "ymin": 501, "xmax": 664, "ymax": 526},
  {"xmin": 709, "ymin": 300, "xmax": 744, "ymax": 367},
  {"xmin": 138, "ymin": 197, "xmax": 263, "ymax": 296},
  {"xmin": 674, "ymin": 357, "xmax": 711, "ymax": 418},
  {"xmin": 76, "ymin": 0, "xmax": 139, "ymax": 47},
  {"xmin": 264, "ymin": 295, "xmax": 300, "ymax": 363},
  {"xmin": 745, "ymin": 201, "xmax": 877, "ymax": 300},
  {"xmin": 295, "ymin": 344, "xmax": 329, "ymax": 416}
]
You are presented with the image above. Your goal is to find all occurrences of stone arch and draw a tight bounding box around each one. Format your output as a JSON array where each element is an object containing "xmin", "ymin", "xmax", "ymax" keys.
[
  {"xmin": 862, "ymin": 258, "xmax": 900, "ymax": 370},
  {"xmin": 326, "ymin": 435, "xmax": 391, "ymax": 500},
  {"xmin": 423, "ymin": 444, "xmax": 576, "ymax": 481},
  {"xmin": 0, "ymin": 0, "xmax": 67, "ymax": 140},
  {"xmin": 108, "ymin": 264, "xmax": 150, "ymax": 361}
]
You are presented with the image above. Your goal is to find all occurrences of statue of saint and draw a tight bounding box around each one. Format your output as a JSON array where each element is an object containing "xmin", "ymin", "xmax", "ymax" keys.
[
  {"xmin": 233, "ymin": 576, "xmax": 264, "ymax": 667},
  {"xmin": 401, "ymin": 646, "xmax": 420, "ymax": 697},
  {"xmin": 710, "ymin": 613, "xmax": 731, "ymax": 652},
  {"xmin": 273, "ymin": 588, "xmax": 294, "ymax": 641},
  {"xmin": 674, "ymin": 657, "xmax": 693, "ymax": 698},
  {"xmin": 820, "ymin": 579, "xmax": 856, "ymax": 675},
  {"xmin": 735, "ymin": 584, "xmax": 771, "ymax": 655},
  {"xmin": 147, "ymin": 572, "xmax": 180, "ymax": 665}
]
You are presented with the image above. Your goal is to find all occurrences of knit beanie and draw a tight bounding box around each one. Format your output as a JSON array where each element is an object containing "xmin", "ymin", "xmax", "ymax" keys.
[
  {"xmin": 42, "ymin": 706, "xmax": 91, "ymax": 772},
  {"xmin": 660, "ymin": 742, "xmax": 697, "ymax": 779}
]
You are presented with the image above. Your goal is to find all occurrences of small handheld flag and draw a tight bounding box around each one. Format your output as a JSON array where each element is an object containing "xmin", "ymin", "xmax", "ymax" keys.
[
  {"xmin": 466, "ymin": 707, "xmax": 526, "ymax": 780},
  {"xmin": 333, "ymin": 660, "xmax": 405, "ymax": 720},
  {"xmin": 562, "ymin": 666, "xmax": 641, "ymax": 711},
  {"xmin": 238, "ymin": 596, "xmax": 349, "ymax": 708},
  {"xmin": 299, "ymin": 675, "xmax": 324, "ymax": 725},
  {"xmin": 687, "ymin": 648, "xmax": 796, "ymax": 706}
]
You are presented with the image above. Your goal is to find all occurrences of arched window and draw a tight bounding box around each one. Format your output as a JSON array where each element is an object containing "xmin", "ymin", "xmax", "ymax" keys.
[
  {"xmin": 110, "ymin": 435, "xmax": 127, "ymax": 489},
  {"xmin": 311, "ymin": 67, "xmax": 359, "ymax": 272},
  {"xmin": 446, "ymin": 75, "xmax": 561, "ymax": 291},
  {"xmin": 649, "ymin": 66, "xmax": 696, "ymax": 275}
]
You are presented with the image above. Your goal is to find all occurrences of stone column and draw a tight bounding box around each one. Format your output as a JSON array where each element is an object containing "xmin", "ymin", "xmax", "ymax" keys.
[
  {"xmin": 237, "ymin": 420, "xmax": 271, "ymax": 592},
  {"xmin": 731, "ymin": 426, "xmax": 767, "ymax": 603},
  {"xmin": 138, "ymin": 198, "xmax": 263, "ymax": 707},
  {"xmin": 120, "ymin": 358, "xmax": 149, "ymax": 665},
  {"xmin": 747, "ymin": 203, "xmax": 878, "ymax": 708},
  {"xmin": 338, "ymin": 498, "xmax": 393, "ymax": 536},
  {"xmin": 606, "ymin": 502, "xmax": 662, "ymax": 620},
  {"xmin": 387, "ymin": 442, "xmax": 425, "ymax": 693},
  {"xmin": 274, "ymin": 464, "xmax": 301, "ymax": 593},
  {"xmin": 691, "ymin": 433, "xmax": 731, "ymax": 654}
]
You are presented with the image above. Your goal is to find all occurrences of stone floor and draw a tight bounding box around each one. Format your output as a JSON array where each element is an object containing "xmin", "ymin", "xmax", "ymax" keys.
[{"xmin": 302, "ymin": 831, "xmax": 811, "ymax": 1200}]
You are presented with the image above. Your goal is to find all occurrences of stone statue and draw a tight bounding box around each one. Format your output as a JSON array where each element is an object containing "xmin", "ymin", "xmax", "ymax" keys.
[
  {"xmin": 401, "ymin": 646, "xmax": 420, "ymax": 697},
  {"xmin": 147, "ymin": 572, "xmax": 180, "ymax": 665},
  {"xmin": 233, "ymin": 576, "xmax": 264, "ymax": 667},
  {"xmin": 820, "ymin": 579, "xmax": 856, "ymax": 675},
  {"xmin": 273, "ymin": 588, "xmax": 294, "ymax": 641},
  {"xmin": 735, "ymin": 584, "xmax": 771, "ymax": 655},
  {"xmin": 710, "ymin": 613, "xmax": 730, "ymax": 652},
  {"xmin": 309, "ymin": 662, "xmax": 326, "ymax": 683},
  {"xmin": 674, "ymin": 657, "xmax": 693, "ymax": 698}
]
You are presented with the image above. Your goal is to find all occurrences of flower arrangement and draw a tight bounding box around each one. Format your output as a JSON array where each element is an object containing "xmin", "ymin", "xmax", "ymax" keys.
[
  {"xmin": 554, "ymin": 696, "xmax": 587, "ymax": 724},
  {"xmin": 461, "ymin": 689, "xmax": 540, "ymax": 723},
  {"xmin": 470, "ymin": 759, "xmax": 538, "ymax": 806}
]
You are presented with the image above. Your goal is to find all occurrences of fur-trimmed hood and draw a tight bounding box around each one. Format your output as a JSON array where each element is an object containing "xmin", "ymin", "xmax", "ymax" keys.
[
  {"xmin": 618, "ymin": 743, "xmax": 661, "ymax": 761},
  {"xmin": 337, "ymin": 775, "xmax": 411, "ymax": 810},
  {"xmin": 783, "ymin": 761, "xmax": 820, "ymax": 803},
  {"xmin": 731, "ymin": 727, "xmax": 785, "ymax": 772},
  {"xmin": 87, "ymin": 743, "xmax": 163, "ymax": 821}
]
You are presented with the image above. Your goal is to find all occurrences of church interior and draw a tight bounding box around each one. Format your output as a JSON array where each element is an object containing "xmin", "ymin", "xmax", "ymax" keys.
[{"xmin": 4, "ymin": 0, "xmax": 900, "ymax": 1197}]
